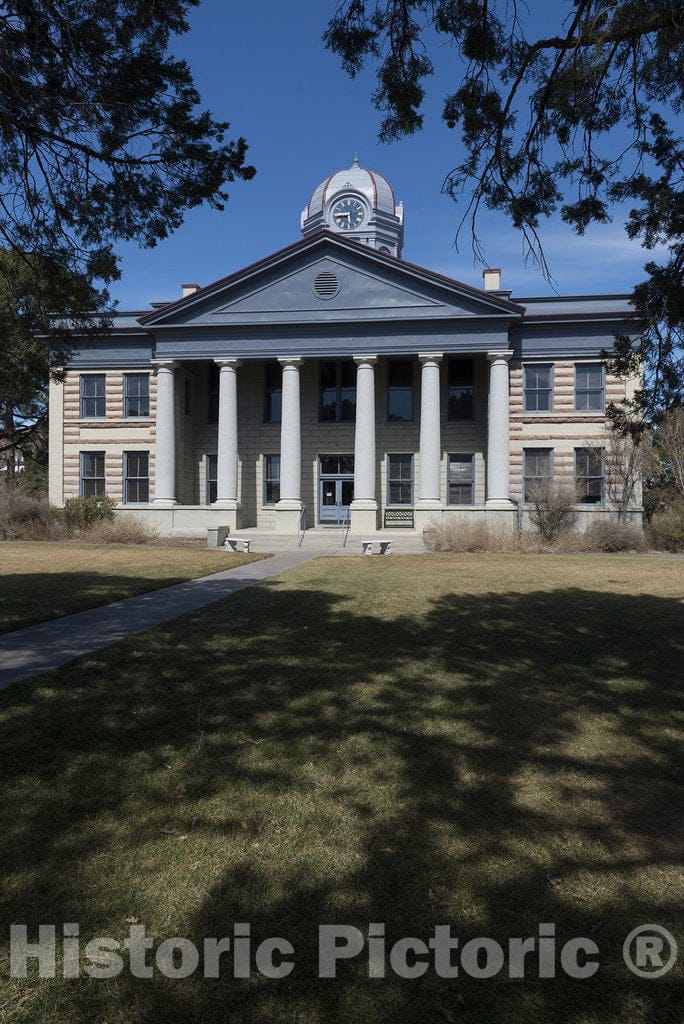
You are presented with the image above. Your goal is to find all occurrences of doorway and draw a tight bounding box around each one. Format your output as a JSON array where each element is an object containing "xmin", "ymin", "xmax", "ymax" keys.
[{"xmin": 318, "ymin": 454, "xmax": 354, "ymax": 524}]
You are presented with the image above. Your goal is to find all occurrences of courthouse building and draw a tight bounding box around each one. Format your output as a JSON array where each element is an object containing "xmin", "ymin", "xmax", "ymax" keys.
[{"xmin": 48, "ymin": 159, "xmax": 640, "ymax": 537}]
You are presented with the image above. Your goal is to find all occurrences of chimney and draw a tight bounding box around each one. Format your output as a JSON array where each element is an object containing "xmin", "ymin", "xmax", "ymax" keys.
[
  {"xmin": 482, "ymin": 268, "xmax": 501, "ymax": 292},
  {"xmin": 181, "ymin": 283, "xmax": 200, "ymax": 298}
]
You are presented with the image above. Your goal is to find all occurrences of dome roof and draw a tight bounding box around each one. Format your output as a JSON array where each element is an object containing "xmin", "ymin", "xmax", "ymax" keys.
[{"xmin": 306, "ymin": 156, "xmax": 397, "ymax": 218}]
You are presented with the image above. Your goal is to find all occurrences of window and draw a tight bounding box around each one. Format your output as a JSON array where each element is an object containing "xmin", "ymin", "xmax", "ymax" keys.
[
  {"xmin": 447, "ymin": 359, "xmax": 474, "ymax": 420},
  {"xmin": 387, "ymin": 454, "xmax": 413, "ymax": 505},
  {"xmin": 124, "ymin": 373, "xmax": 150, "ymax": 417},
  {"xmin": 124, "ymin": 451, "xmax": 149, "ymax": 504},
  {"xmin": 387, "ymin": 359, "xmax": 414, "ymax": 421},
  {"xmin": 523, "ymin": 448, "xmax": 553, "ymax": 501},
  {"xmin": 524, "ymin": 364, "xmax": 553, "ymax": 412},
  {"xmin": 447, "ymin": 454, "xmax": 474, "ymax": 505},
  {"xmin": 184, "ymin": 378, "xmax": 192, "ymax": 417},
  {"xmin": 263, "ymin": 455, "xmax": 280, "ymax": 505},
  {"xmin": 264, "ymin": 362, "xmax": 282, "ymax": 423},
  {"xmin": 320, "ymin": 360, "xmax": 356, "ymax": 421},
  {"xmin": 80, "ymin": 374, "xmax": 105, "ymax": 418},
  {"xmin": 575, "ymin": 363, "xmax": 604, "ymax": 411},
  {"xmin": 207, "ymin": 364, "xmax": 219, "ymax": 423},
  {"xmin": 80, "ymin": 452, "xmax": 105, "ymax": 497},
  {"xmin": 206, "ymin": 454, "xmax": 217, "ymax": 504},
  {"xmin": 575, "ymin": 448, "xmax": 604, "ymax": 504}
]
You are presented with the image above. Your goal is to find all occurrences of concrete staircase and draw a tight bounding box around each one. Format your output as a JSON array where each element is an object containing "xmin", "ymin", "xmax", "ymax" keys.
[{"xmin": 228, "ymin": 527, "xmax": 428, "ymax": 555}]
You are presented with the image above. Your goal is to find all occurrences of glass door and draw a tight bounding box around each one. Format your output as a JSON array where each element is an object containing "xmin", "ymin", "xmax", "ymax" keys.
[{"xmin": 319, "ymin": 455, "xmax": 354, "ymax": 524}]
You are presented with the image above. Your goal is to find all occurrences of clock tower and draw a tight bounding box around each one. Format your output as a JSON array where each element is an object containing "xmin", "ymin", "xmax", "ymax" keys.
[{"xmin": 301, "ymin": 156, "xmax": 404, "ymax": 258}]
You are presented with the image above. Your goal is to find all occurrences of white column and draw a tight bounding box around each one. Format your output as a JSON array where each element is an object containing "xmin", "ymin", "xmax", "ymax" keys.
[
  {"xmin": 152, "ymin": 360, "xmax": 178, "ymax": 506},
  {"xmin": 276, "ymin": 359, "xmax": 303, "ymax": 528},
  {"xmin": 350, "ymin": 355, "xmax": 378, "ymax": 533},
  {"xmin": 486, "ymin": 351, "xmax": 514, "ymax": 509},
  {"xmin": 214, "ymin": 358, "xmax": 241, "ymax": 509},
  {"xmin": 418, "ymin": 354, "xmax": 443, "ymax": 508}
]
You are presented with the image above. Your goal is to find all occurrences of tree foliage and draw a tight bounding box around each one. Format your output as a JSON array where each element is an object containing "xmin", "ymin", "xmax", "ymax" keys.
[{"xmin": 324, "ymin": 0, "xmax": 683, "ymax": 422}]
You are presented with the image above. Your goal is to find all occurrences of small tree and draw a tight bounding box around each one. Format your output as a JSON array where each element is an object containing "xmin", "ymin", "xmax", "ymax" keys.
[
  {"xmin": 603, "ymin": 436, "xmax": 645, "ymax": 520},
  {"xmin": 528, "ymin": 482, "xmax": 578, "ymax": 542}
]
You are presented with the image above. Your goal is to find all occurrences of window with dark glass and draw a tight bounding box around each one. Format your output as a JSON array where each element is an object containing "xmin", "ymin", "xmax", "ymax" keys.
[
  {"xmin": 184, "ymin": 378, "xmax": 192, "ymax": 416},
  {"xmin": 524, "ymin": 364, "xmax": 553, "ymax": 412},
  {"xmin": 206, "ymin": 454, "xmax": 217, "ymax": 504},
  {"xmin": 207, "ymin": 364, "xmax": 219, "ymax": 423},
  {"xmin": 575, "ymin": 448, "xmax": 604, "ymax": 504},
  {"xmin": 263, "ymin": 455, "xmax": 280, "ymax": 505},
  {"xmin": 575, "ymin": 363, "xmax": 604, "ymax": 411},
  {"xmin": 80, "ymin": 451, "xmax": 105, "ymax": 497},
  {"xmin": 264, "ymin": 362, "xmax": 282, "ymax": 423},
  {"xmin": 319, "ymin": 360, "xmax": 356, "ymax": 421},
  {"xmin": 124, "ymin": 373, "xmax": 150, "ymax": 417},
  {"xmin": 387, "ymin": 360, "xmax": 414, "ymax": 421},
  {"xmin": 80, "ymin": 374, "xmax": 105, "ymax": 418},
  {"xmin": 447, "ymin": 359, "xmax": 474, "ymax": 420},
  {"xmin": 523, "ymin": 448, "xmax": 553, "ymax": 501},
  {"xmin": 124, "ymin": 451, "xmax": 149, "ymax": 503},
  {"xmin": 387, "ymin": 454, "xmax": 413, "ymax": 504},
  {"xmin": 447, "ymin": 453, "xmax": 474, "ymax": 504}
]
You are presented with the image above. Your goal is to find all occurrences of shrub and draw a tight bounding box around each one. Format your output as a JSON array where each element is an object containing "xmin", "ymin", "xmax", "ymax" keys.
[
  {"xmin": 0, "ymin": 482, "xmax": 63, "ymax": 540},
  {"xmin": 579, "ymin": 519, "xmax": 646, "ymax": 553},
  {"xmin": 429, "ymin": 518, "xmax": 543, "ymax": 553},
  {"xmin": 527, "ymin": 483, "xmax": 578, "ymax": 542},
  {"xmin": 83, "ymin": 515, "xmax": 158, "ymax": 545},
  {"xmin": 60, "ymin": 494, "xmax": 116, "ymax": 533},
  {"xmin": 646, "ymin": 507, "xmax": 684, "ymax": 552}
]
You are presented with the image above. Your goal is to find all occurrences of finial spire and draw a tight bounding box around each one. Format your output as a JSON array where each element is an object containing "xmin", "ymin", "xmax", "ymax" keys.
[{"xmin": 352, "ymin": 153, "xmax": 360, "ymax": 167}]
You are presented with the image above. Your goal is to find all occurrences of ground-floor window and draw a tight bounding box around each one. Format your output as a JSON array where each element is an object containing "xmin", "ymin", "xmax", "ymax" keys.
[
  {"xmin": 206, "ymin": 454, "xmax": 217, "ymax": 504},
  {"xmin": 575, "ymin": 447, "xmax": 604, "ymax": 504},
  {"xmin": 447, "ymin": 453, "xmax": 475, "ymax": 505},
  {"xmin": 523, "ymin": 448, "xmax": 553, "ymax": 501},
  {"xmin": 263, "ymin": 454, "xmax": 280, "ymax": 505},
  {"xmin": 387, "ymin": 453, "xmax": 414, "ymax": 505},
  {"xmin": 124, "ymin": 451, "xmax": 149, "ymax": 504},
  {"xmin": 80, "ymin": 451, "xmax": 105, "ymax": 498}
]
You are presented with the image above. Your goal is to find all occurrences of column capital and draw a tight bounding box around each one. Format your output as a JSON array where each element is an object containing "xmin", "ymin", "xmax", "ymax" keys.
[
  {"xmin": 486, "ymin": 350, "xmax": 513, "ymax": 363},
  {"xmin": 151, "ymin": 359, "xmax": 179, "ymax": 373},
  {"xmin": 214, "ymin": 358, "xmax": 242, "ymax": 370},
  {"xmin": 353, "ymin": 354, "xmax": 378, "ymax": 366},
  {"xmin": 278, "ymin": 357, "xmax": 303, "ymax": 369},
  {"xmin": 418, "ymin": 352, "xmax": 443, "ymax": 364}
]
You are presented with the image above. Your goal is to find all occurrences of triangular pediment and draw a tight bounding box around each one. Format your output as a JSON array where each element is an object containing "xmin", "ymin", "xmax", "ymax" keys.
[{"xmin": 140, "ymin": 233, "xmax": 522, "ymax": 329}]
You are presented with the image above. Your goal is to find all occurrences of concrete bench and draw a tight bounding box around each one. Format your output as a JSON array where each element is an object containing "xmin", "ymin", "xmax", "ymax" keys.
[
  {"xmin": 362, "ymin": 538, "xmax": 392, "ymax": 556},
  {"xmin": 224, "ymin": 536, "xmax": 251, "ymax": 553}
]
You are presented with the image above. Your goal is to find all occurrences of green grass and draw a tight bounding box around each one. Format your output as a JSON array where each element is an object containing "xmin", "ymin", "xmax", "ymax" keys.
[
  {"xmin": 0, "ymin": 541, "xmax": 267, "ymax": 634},
  {"xmin": 0, "ymin": 554, "xmax": 681, "ymax": 1023}
]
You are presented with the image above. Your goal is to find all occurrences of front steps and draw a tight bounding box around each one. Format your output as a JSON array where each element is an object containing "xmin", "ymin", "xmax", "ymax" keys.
[{"xmin": 227, "ymin": 527, "xmax": 428, "ymax": 555}]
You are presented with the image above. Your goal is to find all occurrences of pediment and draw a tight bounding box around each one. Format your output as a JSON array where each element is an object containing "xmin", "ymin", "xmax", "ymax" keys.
[{"xmin": 141, "ymin": 234, "xmax": 521, "ymax": 329}]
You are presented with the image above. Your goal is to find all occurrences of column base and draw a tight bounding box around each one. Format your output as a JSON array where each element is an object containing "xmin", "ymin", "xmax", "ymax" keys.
[
  {"xmin": 485, "ymin": 498, "xmax": 516, "ymax": 511},
  {"xmin": 275, "ymin": 499, "xmax": 303, "ymax": 535},
  {"xmin": 349, "ymin": 500, "xmax": 378, "ymax": 535},
  {"xmin": 212, "ymin": 499, "xmax": 240, "ymax": 532},
  {"xmin": 152, "ymin": 498, "xmax": 177, "ymax": 508}
]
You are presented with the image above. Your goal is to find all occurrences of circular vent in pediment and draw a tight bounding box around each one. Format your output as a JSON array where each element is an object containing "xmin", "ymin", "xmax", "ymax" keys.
[{"xmin": 314, "ymin": 270, "xmax": 339, "ymax": 299}]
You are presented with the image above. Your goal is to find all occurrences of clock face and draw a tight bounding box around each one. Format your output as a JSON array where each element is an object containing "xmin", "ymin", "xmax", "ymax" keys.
[{"xmin": 332, "ymin": 197, "xmax": 364, "ymax": 231}]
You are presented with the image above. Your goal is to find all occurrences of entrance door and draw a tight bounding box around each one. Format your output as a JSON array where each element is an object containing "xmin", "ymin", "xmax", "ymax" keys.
[{"xmin": 319, "ymin": 455, "xmax": 354, "ymax": 524}]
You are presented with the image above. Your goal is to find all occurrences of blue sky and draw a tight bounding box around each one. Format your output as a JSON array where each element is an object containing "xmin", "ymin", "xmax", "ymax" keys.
[{"xmin": 110, "ymin": 0, "xmax": 663, "ymax": 310}]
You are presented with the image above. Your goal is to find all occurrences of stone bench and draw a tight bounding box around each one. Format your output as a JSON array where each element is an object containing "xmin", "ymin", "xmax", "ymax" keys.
[
  {"xmin": 224, "ymin": 536, "xmax": 251, "ymax": 553},
  {"xmin": 362, "ymin": 538, "xmax": 392, "ymax": 556}
]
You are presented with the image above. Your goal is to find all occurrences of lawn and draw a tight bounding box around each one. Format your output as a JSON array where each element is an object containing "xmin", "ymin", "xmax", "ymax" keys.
[
  {"xmin": 0, "ymin": 554, "xmax": 681, "ymax": 1024},
  {"xmin": 0, "ymin": 541, "xmax": 266, "ymax": 634}
]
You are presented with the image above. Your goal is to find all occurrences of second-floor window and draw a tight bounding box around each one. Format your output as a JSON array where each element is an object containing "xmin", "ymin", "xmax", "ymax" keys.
[
  {"xmin": 264, "ymin": 362, "xmax": 282, "ymax": 423},
  {"xmin": 207, "ymin": 364, "xmax": 219, "ymax": 423},
  {"xmin": 80, "ymin": 374, "xmax": 105, "ymax": 418},
  {"xmin": 320, "ymin": 360, "xmax": 356, "ymax": 421},
  {"xmin": 447, "ymin": 359, "xmax": 474, "ymax": 420},
  {"xmin": 387, "ymin": 359, "xmax": 414, "ymax": 421},
  {"xmin": 124, "ymin": 374, "xmax": 150, "ymax": 417},
  {"xmin": 575, "ymin": 363, "xmax": 604, "ymax": 411},
  {"xmin": 524, "ymin": 364, "xmax": 553, "ymax": 412}
]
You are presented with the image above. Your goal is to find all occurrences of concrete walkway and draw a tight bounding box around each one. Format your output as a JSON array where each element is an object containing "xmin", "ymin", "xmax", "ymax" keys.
[{"xmin": 0, "ymin": 550, "xmax": 322, "ymax": 691}]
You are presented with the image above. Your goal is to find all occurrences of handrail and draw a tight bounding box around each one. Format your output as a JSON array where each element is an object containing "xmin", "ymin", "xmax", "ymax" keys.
[
  {"xmin": 297, "ymin": 505, "xmax": 306, "ymax": 547},
  {"xmin": 341, "ymin": 509, "xmax": 350, "ymax": 549}
]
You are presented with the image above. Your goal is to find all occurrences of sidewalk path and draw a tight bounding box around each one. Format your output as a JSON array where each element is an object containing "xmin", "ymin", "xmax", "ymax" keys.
[{"xmin": 0, "ymin": 550, "xmax": 321, "ymax": 691}]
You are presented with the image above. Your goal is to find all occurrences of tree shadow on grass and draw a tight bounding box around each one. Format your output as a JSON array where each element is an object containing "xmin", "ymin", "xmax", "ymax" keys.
[{"xmin": 0, "ymin": 578, "xmax": 681, "ymax": 1023}]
